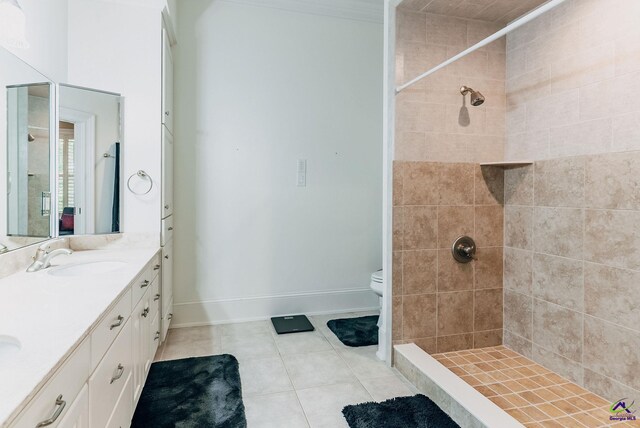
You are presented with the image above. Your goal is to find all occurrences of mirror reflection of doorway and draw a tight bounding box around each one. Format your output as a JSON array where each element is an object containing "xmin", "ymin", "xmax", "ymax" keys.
[{"xmin": 57, "ymin": 110, "xmax": 94, "ymax": 236}]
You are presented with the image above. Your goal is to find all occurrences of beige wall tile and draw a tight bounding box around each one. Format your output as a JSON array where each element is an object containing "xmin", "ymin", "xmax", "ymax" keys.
[
  {"xmin": 475, "ymin": 165, "xmax": 504, "ymax": 205},
  {"xmin": 585, "ymin": 152, "xmax": 640, "ymax": 210},
  {"xmin": 393, "ymin": 251, "xmax": 403, "ymax": 296},
  {"xmin": 439, "ymin": 163, "xmax": 475, "ymax": 205},
  {"xmin": 403, "ymin": 294, "xmax": 437, "ymax": 339},
  {"xmin": 526, "ymin": 90, "xmax": 580, "ymax": 132},
  {"xmin": 393, "ymin": 296, "xmax": 403, "ymax": 341},
  {"xmin": 504, "ymin": 166, "xmax": 534, "ymax": 206},
  {"xmin": 425, "ymin": 14, "xmax": 467, "ymax": 47},
  {"xmin": 612, "ymin": 111, "xmax": 640, "ymax": 153},
  {"xmin": 504, "ymin": 289, "xmax": 532, "ymax": 340},
  {"xmin": 533, "ymin": 207, "xmax": 584, "ymax": 259},
  {"xmin": 474, "ymin": 329, "xmax": 502, "ymax": 349},
  {"xmin": 549, "ymin": 118, "xmax": 612, "ymax": 158},
  {"xmin": 532, "ymin": 299, "xmax": 582, "ymax": 363},
  {"xmin": 505, "ymin": 206, "xmax": 533, "ymax": 250},
  {"xmin": 584, "ymin": 263, "xmax": 640, "ymax": 333},
  {"xmin": 402, "ymin": 249, "xmax": 437, "ymax": 295},
  {"xmin": 503, "ymin": 329, "xmax": 533, "ymax": 358},
  {"xmin": 534, "ymin": 157, "xmax": 585, "ymax": 207},
  {"xmin": 403, "ymin": 206, "xmax": 438, "ymax": 250},
  {"xmin": 436, "ymin": 333, "xmax": 474, "ymax": 354},
  {"xmin": 437, "ymin": 291, "xmax": 474, "ymax": 336},
  {"xmin": 397, "ymin": 10, "xmax": 427, "ymax": 45},
  {"xmin": 584, "ymin": 368, "xmax": 640, "ymax": 403},
  {"xmin": 393, "ymin": 162, "xmax": 404, "ymax": 207},
  {"xmin": 438, "ymin": 250, "xmax": 473, "ymax": 292},
  {"xmin": 584, "ymin": 315, "xmax": 640, "ymax": 391},
  {"xmin": 397, "ymin": 102, "xmax": 447, "ymax": 134},
  {"xmin": 474, "ymin": 289, "xmax": 503, "ymax": 331},
  {"xmin": 584, "ymin": 209, "xmax": 640, "ymax": 270},
  {"xmin": 437, "ymin": 205, "xmax": 474, "ymax": 249},
  {"xmin": 532, "ymin": 253, "xmax": 584, "ymax": 312},
  {"xmin": 474, "ymin": 247, "xmax": 503, "ymax": 290},
  {"xmin": 403, "ymin": 162, "xmax": 439, "ymax": 205},
  {"xmin": 414, "ymin": 337, "xmax": 438, "ymax": 354},
  {"xmin": 475, "ymin": 205, "xmax": 504, "ymax": 247},
  {"xmin": 393, "ymin": 206, "xmax": 404, "ymax": 251},
  {"xmin": 532, "ymin": 345, "xmax": 584, "ymax": 385},
  {"xmin": 504, "ymin": 247, "xmax": 532, "ymax": 295}
]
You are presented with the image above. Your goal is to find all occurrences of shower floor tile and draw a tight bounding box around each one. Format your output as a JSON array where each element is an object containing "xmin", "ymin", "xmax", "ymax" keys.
[{"xmin": 433, "ymin": 346, "xmax": 635, "ymax": 428}]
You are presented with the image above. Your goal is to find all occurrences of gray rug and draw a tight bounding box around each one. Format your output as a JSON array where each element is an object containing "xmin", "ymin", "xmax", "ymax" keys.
[
  {"xmin": 327, "ymin": 315, "xmax": 379, "ymax": 347},
  {"xmin": 342, "ymin": 394, "xmax": 460, "ymax": 428},
  {"xmin": 131, "ymin": 354, "xmax": 246, "ymax": 428}
]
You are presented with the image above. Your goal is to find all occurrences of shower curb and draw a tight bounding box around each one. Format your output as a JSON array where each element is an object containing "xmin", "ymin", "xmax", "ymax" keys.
[{"xmin": 394, "ymin": 344, "xmax": 524, "ymax": 428}]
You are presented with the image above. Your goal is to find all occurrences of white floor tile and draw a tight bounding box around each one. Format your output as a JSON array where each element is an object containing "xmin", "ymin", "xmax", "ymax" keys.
[
  {"xmin": 337, "ymin": 347, "xmax": 395, "ymax": 380},
  {"xmin": 296, "ymin": 382, "xmax": 372, "ymax": 428},
  {"xmin": 244, "ymin": 391, "xmax": 309, "ymax": 428},
  {"xmin": 239, "ymin": 357, "xmax": 293, "ymax": 397},
  {"xmin": 274, "ymin": 331, "xmax": 332, "ymax": 355},
  {"xmin": 360, "ymin": 376, "xmax": 414, "ymax": 402},
  {"xmin": 160, "ymin": 337, "xmax": 223, "ymax": 361},
  {"xmin": 283, "ymin": 350, "xmax": 356, "ymax": 389},
  {"xmin": 221, "ymin": 333, "xmax": 279, "ymax": 361},
  {"xmin": 220, "ymin": 320, "xmax": 271, "ymax": 337}
]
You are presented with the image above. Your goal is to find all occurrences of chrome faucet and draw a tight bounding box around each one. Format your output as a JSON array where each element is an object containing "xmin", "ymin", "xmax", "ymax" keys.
[{"xmin": 26, "ymin": 239, "xmax": 73, "ymax": 272}]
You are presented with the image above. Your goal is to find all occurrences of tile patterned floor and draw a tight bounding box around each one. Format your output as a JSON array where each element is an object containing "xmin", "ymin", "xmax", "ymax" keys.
[
  {"xmin": 434, "ymin": 346, "xmax": 638, "ymax": 428},
  {"xmin": 154, "ymin": 312, "xmax": 417, "ymax": 428}
]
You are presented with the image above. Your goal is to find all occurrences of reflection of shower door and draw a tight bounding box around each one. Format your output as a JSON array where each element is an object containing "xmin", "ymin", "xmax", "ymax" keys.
[{"xmin": 58, "ymin": 108, "xmax": 95, "ymax": 235}]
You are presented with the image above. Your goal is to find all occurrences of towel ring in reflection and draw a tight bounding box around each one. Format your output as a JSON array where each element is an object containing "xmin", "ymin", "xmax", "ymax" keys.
[{"xmin": 127, "ymin": 170, "xmax": 153, "ymax": 195}]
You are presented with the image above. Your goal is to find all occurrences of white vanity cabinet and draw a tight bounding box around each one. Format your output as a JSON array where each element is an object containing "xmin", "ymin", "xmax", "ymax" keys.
[
  {"xmin": 7, "ymin": 252, "xmax": 161, "ymax": 428},
  {"xmin": 161, "ymin": 28, "xmax": 174, "ymax": 136}
]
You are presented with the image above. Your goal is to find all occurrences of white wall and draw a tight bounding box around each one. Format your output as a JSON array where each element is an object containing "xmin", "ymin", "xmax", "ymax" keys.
[
  {"xmin": 67, "ymin": 0, "xmax": 163, "ymax": 240},
  {"xmin": 173, "ymin": 0, "xmax": 384, "ymax": 324},
  {"xmin": 5, "ymin": 0, "xmax": 68, "ymax": 83}
]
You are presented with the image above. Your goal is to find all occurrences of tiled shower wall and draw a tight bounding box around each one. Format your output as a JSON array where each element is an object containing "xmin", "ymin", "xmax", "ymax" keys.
[
  {"xmin": 392, "ymin": 161, "xmax": 504, "ymax": 354},
  {"xmin": 505, "ymin": 0, "xmax": 640, "ymax": 159},
  {"xmin": 395, "ymin": 10, "xmax": 505, "ymax": 163},
  {"xmin": 503, "ymin": 155, "xmax": 640, "ymax": 401}
]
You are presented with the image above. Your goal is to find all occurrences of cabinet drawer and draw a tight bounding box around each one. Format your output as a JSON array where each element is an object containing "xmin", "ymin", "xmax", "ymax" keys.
[
  {"xmin": 131, "ymin": 257, "xmax": 160, "ymax": 306},
  {"xmin": 161, "ymin": 216, "xmax": 173, "ymax": 246},
  {"xmin": 10, "ymin": 339, "xmax": 90, "ymax": 428},
  {"xmin": 161, "ymin": 297, "xmax": 173, "ymax": 343},
  {"xmin": 91, "ymin": 288, "xmax": 131, "ymax": 370},
  {"xmin": 105, "ymin": 372, "xmax": 133, "ymax": 428},
  {"xmin": 89, "ymin": 320, "xmax": 133, "ymax": 428},
  {"xmin": 149, "ymin": 312, "xmax": 160, "ymax": 371}
]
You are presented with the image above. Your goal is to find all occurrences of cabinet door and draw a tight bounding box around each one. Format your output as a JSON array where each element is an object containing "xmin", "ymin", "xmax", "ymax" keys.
[
  {"xmin": 132, "ymin": 295, "xmax": 150, "ymax": 405},
  {"xmin": 149, "ymin": 312, "xmax": 160, "ymax": 372},
  {"xmin": 162, "ymin": 28, "xmax": 174, "ymax": 134},
  {"xmin": 57, "ymin": 384, "xmax": 89, "ymax": 428},
  {"xmin": 161, "ymin": 128, "xmax": 174, "ymax": 218},
  {"xmin": 161, "ymin": 240, "xmax": 174, "ymax": 343}
]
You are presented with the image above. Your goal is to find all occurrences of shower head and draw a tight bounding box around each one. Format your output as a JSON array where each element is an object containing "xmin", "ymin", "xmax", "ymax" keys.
[{"xmin": 460, "ymin": 86, "xmax": 485, "ymax": 106}]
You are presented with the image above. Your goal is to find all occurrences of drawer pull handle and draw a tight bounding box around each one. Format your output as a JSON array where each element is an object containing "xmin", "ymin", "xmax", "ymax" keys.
[
  {"xmin": 165, "ymin": 204, "xmax": 170, "ymax": 209},
  {"xmin": 35, "ymin": 395, "xmax": 66, "ymax": 427},
  {"xmin": 167, "ymin": 313, "xmax": 173, "ymax": 320},
  {"xmin": 110, "ymin": 315, "xmax": 124, "ymax": 330},
  {"xmin": 154, "ymin": 294, "xmax": 160, "ymax": 302},
  {"xmin": 154, "ymin": 331, "xmax": 160, "ymax": 341},
  {"xmin": 164, "ymin": 255, "xmax": 169, "ymax": 259},
  {"xmin": 168, "ymin": 227, "xmax": 173, "ymax": 231},
  {"xmin": 110, "ymin": 364, "xmax": 125, "ymax": 384},
  {"xmin": 141, "ymin": 280, "xmax": 150, "ymax": 288},
  {"xmin": 153, "ymin": 264, "xmax": 160, "ymax": 271},
  {"xmin": 142, "ymin": 307, "xmax": 150, "ymax": 318}
]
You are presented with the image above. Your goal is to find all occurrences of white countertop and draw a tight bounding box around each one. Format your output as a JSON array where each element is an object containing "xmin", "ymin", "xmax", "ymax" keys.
[{"xmin": 0, "ymin": 247, "xmax": 160, "ymax": 427}]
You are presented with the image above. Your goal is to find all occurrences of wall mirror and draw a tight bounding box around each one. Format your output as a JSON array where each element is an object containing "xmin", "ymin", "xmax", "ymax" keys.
[
  {"xmin": 1, "ymin": 46, "xmax": 54, "ymax": 253},
  {"xmin": 57, "ymin": 84, "xmax": 123, "ymax": 236}
]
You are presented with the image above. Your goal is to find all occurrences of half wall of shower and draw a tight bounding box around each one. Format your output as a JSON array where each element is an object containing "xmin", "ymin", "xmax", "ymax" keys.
[{"xmin": 392, "ymin": 0, "xmax": 640, "ymax": 402}]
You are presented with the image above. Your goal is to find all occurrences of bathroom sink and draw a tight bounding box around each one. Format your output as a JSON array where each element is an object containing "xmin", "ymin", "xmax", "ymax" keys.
[
  {"xmin": 0, "ymin": 336, "xmax": 21, "ymax": 361},
  {"xmin": 48, "ymin": 261, "xmax": 127, "ymax": 277}
]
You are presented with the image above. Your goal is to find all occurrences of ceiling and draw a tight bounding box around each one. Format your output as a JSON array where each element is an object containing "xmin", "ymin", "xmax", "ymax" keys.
[{"xmin": 398, "ymin": 0, "xmax": 549, "ymax": 24}]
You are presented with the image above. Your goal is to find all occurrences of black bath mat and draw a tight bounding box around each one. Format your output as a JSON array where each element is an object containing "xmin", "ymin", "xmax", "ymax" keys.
[
  {"xmin": 342, "ymin": 394, "xmax": 460, "ymax": 428},
  {"xmin": 131, "ymin": 354, "xmax": 246, "ymax": 428},
  {"xmin": 327, "ymin": 315, "xmax": 379, "ymax": 347}
]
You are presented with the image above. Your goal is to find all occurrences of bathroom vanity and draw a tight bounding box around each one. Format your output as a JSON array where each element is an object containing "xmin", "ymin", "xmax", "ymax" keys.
[{"xmin": 0, "ymin": 247, "xmax": 162, "ymax": 428}]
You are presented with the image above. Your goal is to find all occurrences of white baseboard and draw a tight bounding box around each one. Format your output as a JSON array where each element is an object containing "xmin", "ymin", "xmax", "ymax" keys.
[{"xmin": 172, "ymin": 287, "xmax": 380, "ymax": 327}]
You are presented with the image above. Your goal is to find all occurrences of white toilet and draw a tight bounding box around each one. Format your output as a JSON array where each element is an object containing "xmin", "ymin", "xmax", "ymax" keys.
[{"xmin": 370, "ymin": 269, "xmax": 386, "ymax": 360}]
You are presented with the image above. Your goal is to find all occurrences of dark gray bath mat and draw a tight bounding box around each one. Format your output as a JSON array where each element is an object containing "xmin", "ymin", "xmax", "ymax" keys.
[
  {"xmin": 131, "ymin": 354, "xmax": 246, "ymax": 428},
  {"xmin": 342, "ymin": 394, "xmax": 460, "ymax": 428},
  {"xmin": 327, "ymin": 315, "xmax": 379, "ymax": 347}
]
